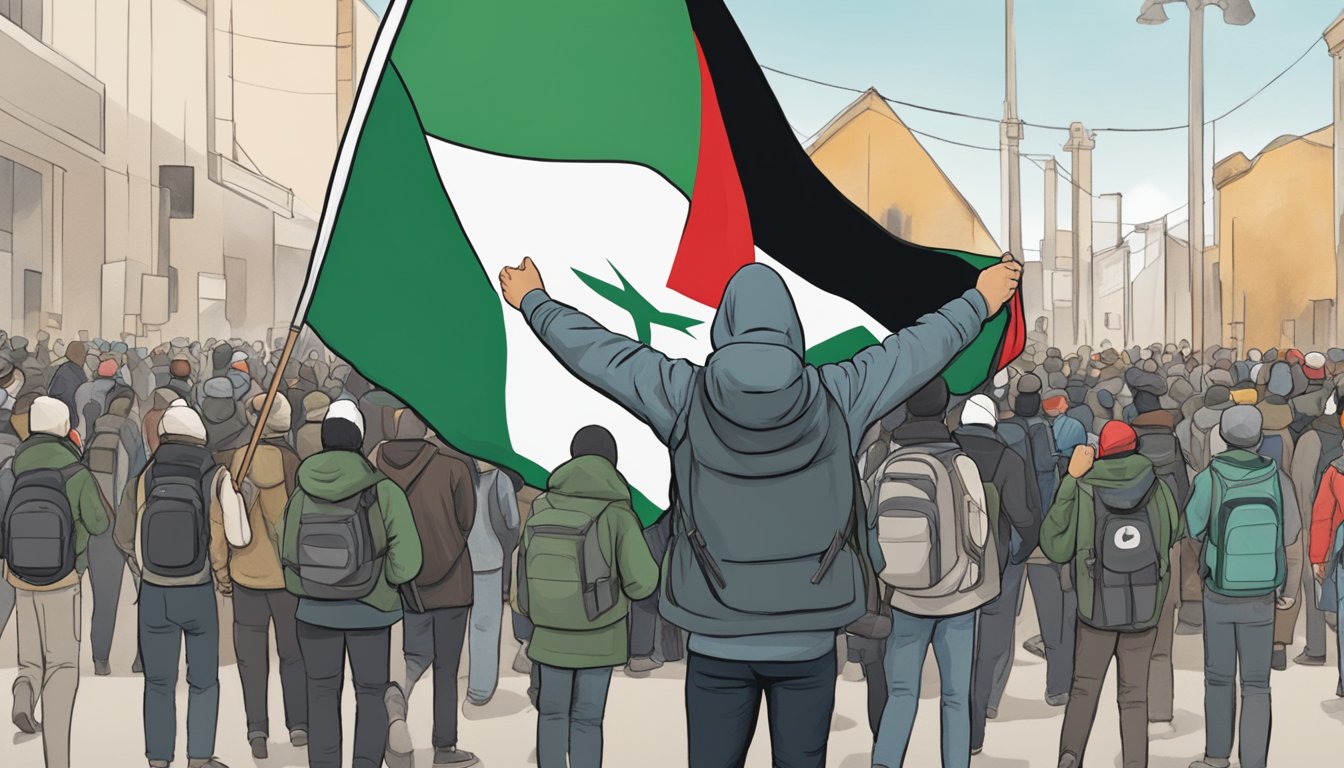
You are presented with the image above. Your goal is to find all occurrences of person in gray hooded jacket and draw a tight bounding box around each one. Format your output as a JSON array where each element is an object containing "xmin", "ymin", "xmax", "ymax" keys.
[{"xmin": 498, "ymin": 255, "xmax": 1020, "ymax": 767}]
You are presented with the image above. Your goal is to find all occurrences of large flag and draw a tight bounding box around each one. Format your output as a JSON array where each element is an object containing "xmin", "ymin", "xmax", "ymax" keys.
[{"xmin": 300, "ymin": 0, "xmax": 1024, "ymax": 524}]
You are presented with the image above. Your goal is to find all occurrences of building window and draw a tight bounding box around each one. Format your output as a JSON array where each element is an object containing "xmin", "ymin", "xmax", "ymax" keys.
[
  {"xmin": 1104, "ymin": 311, "xmax": 1123, "ymax": 331},
  {"xmin": 0, "ymin": 0, "xmax": 43, "ymax": 40}
]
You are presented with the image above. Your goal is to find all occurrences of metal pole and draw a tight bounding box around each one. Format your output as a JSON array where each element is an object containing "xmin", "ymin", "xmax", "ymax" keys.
[
  {"xmin": 1188, "ymin": 0, "xmax": 1207, "ymax": 352},
  {"xmin": 233, "ymin": 326, "xmax": 300, "ymax": 490},
  {"xmin": 1002, "ymin": 0, "xmax": 1024, "ymax": 259}
]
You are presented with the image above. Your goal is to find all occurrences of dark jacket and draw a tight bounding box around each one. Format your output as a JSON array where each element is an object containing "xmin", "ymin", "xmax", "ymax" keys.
[
  {"xmin": 376, "ymin": 439, "xmax": 477, "ymax": 610},
  {"xmin": 47, "ymin": 360, "xmax": 87, "ymax": 426},
  {"xmin": 954, "ymin": 424, "xmax": 1040, "ymax": 569}
]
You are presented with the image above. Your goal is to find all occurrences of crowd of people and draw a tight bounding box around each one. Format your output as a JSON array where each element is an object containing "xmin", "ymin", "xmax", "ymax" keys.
[{"xmin": 0, "ymin": 249, "xmax": 1342, "ymax": 768}]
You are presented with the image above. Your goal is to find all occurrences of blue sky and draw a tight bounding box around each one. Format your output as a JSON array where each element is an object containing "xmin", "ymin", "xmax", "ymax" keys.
[{"xmin": 366, "ymin": 0, "xmax": 1340, "ymax": 256}]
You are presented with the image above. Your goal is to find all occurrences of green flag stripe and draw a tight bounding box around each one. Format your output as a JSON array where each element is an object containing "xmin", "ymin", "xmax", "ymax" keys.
[
  {"xmin": 389, "ymin": 0, "xmax": 702, "ymax": 196},
  {"xmin": 308, "ymin": 62, "xmax": 668, "ymax": 526}
]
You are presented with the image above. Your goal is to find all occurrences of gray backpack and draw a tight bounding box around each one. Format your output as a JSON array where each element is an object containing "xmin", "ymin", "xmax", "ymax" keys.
[{"xmin": 870, "ymin": 442, "xmax": 1000, "ymax": 617}]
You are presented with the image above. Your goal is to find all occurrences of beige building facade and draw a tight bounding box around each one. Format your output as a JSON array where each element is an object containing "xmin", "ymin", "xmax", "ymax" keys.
[{"xmin": 0, "ymin": 0, "xmax": 378, "ymax": 345}]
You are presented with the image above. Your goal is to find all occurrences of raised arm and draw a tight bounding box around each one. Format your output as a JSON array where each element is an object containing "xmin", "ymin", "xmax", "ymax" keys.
[{"xmin": 502, "ymin": 258, "xmax": 695, "ymax": 444}]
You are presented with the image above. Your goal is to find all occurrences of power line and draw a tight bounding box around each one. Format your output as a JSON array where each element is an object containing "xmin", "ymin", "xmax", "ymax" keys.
[
  {"xmin": 233, "ymin": 77, "xmax": 336, "ymax": 96},
  {"xmin": 230, "ymin": 30, "xmax": 338, "ymax": 49}
]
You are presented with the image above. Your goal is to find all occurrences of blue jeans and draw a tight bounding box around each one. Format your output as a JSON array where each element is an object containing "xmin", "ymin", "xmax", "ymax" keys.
[
  {"xmin": 1201, "ymin": 593, "xmax": 1274, "ymax": 768},
  {"xmin": 874, "ymin": 609, "xmax": 976, "ymax": 768},
  {"xmin": 971, "ymin": 560, "xmax": 1026, "ymax": 751},
  {"xmin": 467, "ymin": 569, "xmax": 503, "ymax": 704},
  {"xmin": 537, "ymin": 664, "xmax": 613, "ymax": 768},
  {"xmin": 138, "ymin": 583, "xmax": 219, "ymax": 764}
]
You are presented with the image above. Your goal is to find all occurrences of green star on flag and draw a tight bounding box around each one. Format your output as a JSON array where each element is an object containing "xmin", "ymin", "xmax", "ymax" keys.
[{"xmin": 572, "ymin": 262, "xmax": 703, "ymax": 345}]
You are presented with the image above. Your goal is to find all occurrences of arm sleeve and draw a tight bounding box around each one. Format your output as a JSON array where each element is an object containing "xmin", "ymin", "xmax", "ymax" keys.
[
  {"xmin": 499, "ymin": 476, "xmax": 520, "ymax": 532},
  {"xmin": 215, "ymin": 469, "xmax": 251, "ymax": 548},
  {"xmin": 1310, "ymin": 469, "xmax": 1340, "ymax": 565},
  {"xmin": 114, "ymin": 475, "xmax": 139, "ymax": 562},
  {"xmin": 74, "ymin": 470, "xmax": 111, "ymax": 537},
  {"xmin": 1039, "ymin": 474, "xmax": 1079, "ymax": 565},
  {"xmin": 452, "ymin": 460, "xmax": 477, "ymax": 539},
  {"xmin": 999, "ymin": 451, "xmax": 1040, "ymax": 562},
  {"xmin": 819, "ymin": 289, "xmax": 988, "ymax": 442},
  {"xmin": 380, "ymin": 482, "xmax": 424, "ymax": 586},
  {"xmin": 1184, "ymin": 470, "xmax": 1212, "ymax": 543},
  {"xmin": 208, "ymin": 471, "xmax": 232, "ymax": 588},
  {"xmin": 614, "ymin": 505, "xmax": 660, "ymax": 601},
  {"xmin": 521, "ymin": 290, "xmax": 696, "ymax": 444},
  {"xmin": 1279, "ymin": 471, "xmax": 1301, "ymax": 547}
]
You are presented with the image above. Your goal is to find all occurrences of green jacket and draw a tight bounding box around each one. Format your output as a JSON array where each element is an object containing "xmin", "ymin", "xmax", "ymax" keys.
[
  {"xmin": 281, "ymin": 450, "xmax": 422, "ymax": 614},
  {"xmin": 7, "ymin": 434, "xmax": 111, "ymax": 582},
  {"xmin": 1041, "ymin": 453, "xmax": 1183, "ymax": 630},
  {"xmin": 522, "ymin": 455, "xmax": 658, "ymax": 669}
]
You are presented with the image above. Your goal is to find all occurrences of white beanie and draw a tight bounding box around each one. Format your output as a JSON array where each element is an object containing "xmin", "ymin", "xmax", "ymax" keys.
[
  {"xmin": 959, "ymin": 394, "xmax": 999, "ymax": 428},
  {"xmin": 29, "ymin": 396, "xmax": 71, "ymax": 438},
  {"xmin": 158, "ymin": 398, "xmax": 207, "ymax": 442},
  {"xmin": 325, "ymin": 399, "xmax": 365, "ymax": 438},
  {"xmin": 1305, "ymin": 351, "xmax": 1327, "ymax": 370}
]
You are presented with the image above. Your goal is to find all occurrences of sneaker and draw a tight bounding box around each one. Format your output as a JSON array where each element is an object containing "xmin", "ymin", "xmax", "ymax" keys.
[
  {"xmin": 1045, "ymin": 693, "xmax": 1069, "ymax": 707},
  {"xmin": 1023, "ymin": 635, "xmax": 1046, "ymax": 659},
  {"xmin": 1058, "ymin": 753, "xmax": 1079, "ymax": 768},
  {"xmin": 290, "ymin": 729, "xmax": 308, "ymax": 747},
  {"xmin": 385, "ymin": 683, "xmax": 413, "ymax": 756},
  {"xmin": 511, "ymin": 643, "xmax": 533, "ymax": 675},
  {"xmin": 464, "ymin": 692, "xmax": 494, "ymax": 707},
  {"xmin": 971, "ymin": 747, "xmax": 983, "ymax": 756},
  {"xmin": 149, "ymin": 762, "xmax": 170, "ymax": 768},
  {"xmin": 625, "ymin": 656, "xmax": 663, "ymax": 676},
  {"xmin": 94, "ymin": 659, "xmax": 112, "ymax": 677},
  {"xmin": 1293, "ymin": 651, "xmax": 1326, "ymax": 667},
  {"xmin": 1188, "ymin": 758, "xmax": 1231, "ymax": 768},
  {"xmin": 433, "ymin": 747, "xmax": 480, "ymax": 766},
  {"xmin": 986, "ymin": 706, "xmax": 998, "ymax": 720},
  {"xmin": 187, "ymin": 759, "xmax": 230, "ymax": 768},
  {"xmin": 250, "ymin": 736, "xmax": 268, "ymax": 759},
  {"xmin": 11, "ymin": 680, "xmax": 40, "ymax": 734},
  {"xmin": 1271, "ymin": 646, "xmax": 1287, "ymax": 671}
]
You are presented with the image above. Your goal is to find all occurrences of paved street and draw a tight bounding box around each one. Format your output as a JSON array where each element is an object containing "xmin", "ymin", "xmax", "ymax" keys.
[{"xmin": 1, "ymin": 574, "xmax": 1341, "ymax": 767}]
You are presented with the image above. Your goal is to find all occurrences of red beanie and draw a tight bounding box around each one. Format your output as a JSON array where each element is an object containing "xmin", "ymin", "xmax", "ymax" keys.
[
  {"xmin": 97, "ymin": 359, "xmax": 118, "ymax": 378},
  {"xmin": 1097, "ymin": 421, "xmax": 1137, "ymax": 458},
  {"xmin": 1285, "ymin": 348, "xmax": 1306, "ymax": 367}
]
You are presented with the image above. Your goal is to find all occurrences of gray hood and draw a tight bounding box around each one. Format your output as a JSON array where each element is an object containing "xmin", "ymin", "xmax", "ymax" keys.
[{"xmin": 693, "ymin": 264, "xmax": 830, "ymax": 477}]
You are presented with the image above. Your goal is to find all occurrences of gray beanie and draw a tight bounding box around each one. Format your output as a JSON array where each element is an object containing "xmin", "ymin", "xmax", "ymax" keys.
[
  {"xmin": 1219, "ymin": 405, "xmax": 1264, "ymax": 450},
  {"xmin": 1267, "ymin": 362, "xmax": 1293, "ymax": 398},
  {"xmin": 203, "ymin": 376, "xmax": 234, "ymax": 400}
]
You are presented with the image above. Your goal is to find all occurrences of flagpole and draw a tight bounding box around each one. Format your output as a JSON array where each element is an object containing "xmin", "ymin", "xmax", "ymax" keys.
[{"xmin": 233, "ymin": 0, "xmax": 409, "ymax": 489}]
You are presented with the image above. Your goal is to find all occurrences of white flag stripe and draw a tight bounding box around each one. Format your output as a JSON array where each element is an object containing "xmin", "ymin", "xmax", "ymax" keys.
[{"xmin": 429, "ymin": 138, "xmax": 889, "ymax": 507}]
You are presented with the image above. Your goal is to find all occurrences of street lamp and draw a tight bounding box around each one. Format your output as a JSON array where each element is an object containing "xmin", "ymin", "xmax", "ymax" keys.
[{"xmin": 1138, "ymin": 0, "xmax": 1254, "ymax": 354}]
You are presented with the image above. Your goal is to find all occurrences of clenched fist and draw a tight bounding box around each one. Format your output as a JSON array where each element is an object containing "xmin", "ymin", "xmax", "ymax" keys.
[
  {"xmin": 976, "ymin": 253, "xmax": 1022, "ymax": 317},
  {"xmin": 500, "ymin": 257, "xmax": 545, "ymax": 310},
  {"xmin": 1067, "ymin": 444, "xmax": 1096, "ymax": 479}
]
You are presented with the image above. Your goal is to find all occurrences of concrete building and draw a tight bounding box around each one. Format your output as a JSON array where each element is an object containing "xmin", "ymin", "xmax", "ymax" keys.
[
  {"xmin": 807, "ymin": 89, "xmax": 1001, "ymax": 256},
  {"xmin": 1212, "ymin": 126, "xmax": 1334, "ymax": 352},
  {"xmin": 0, "ymin": 0, "xmax": 379, "ymax": 345}
]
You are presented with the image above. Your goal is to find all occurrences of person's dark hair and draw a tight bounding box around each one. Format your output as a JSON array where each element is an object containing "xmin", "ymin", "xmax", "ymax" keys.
[
  {"xmin": 906, "ymin": 377, "xmax": 950, "ymax": 419},
  {"xmin": 570, "ymin": 424, "xmax": 618, "ymax": 466},
  {"xmin": 321, "ymin": 418, "xmax": 364, "ymax": 452}
]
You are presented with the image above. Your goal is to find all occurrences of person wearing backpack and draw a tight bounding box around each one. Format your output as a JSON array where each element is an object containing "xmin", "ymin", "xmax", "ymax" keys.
[
  {"xmin": 953, "ymin": 393, "xmax": 1039, "ymax": 759},
  {"xmin": 114, "ymin": 397, "xmax": 250, "ymax": 768},
  {"xmin": 1253, "ymin": 362, "xmax": 1303, "ymax": 671},
  {"xmin": 464, "ymin": 455, "xmax": 521, "ymax": 709},
  {"xmin": 1309, "ymin": 429, "xmax": 1344, "ymax": 699},
  {"xmin": 1042, "ymin": 421, "xmax": 1182, "ymax": 768},
  {"xmin": 499, "ymin": 255, "xmax": 1019, "ymax": 766},
  {"xmin": 376, "ymin": 411, "xmax": 480, "ymax": 768},
  {"xmin": 0, "ymin": 396, "xmax": 109, "ymax": 768},
  {"xmin": 225, "ymin": 395, "xmax": 307, "ymax": 759},
  {"xmin": 281, "ymin": 399, "xmax": 422, "ymax": 768},
  {"xmin": 518, "ymin": 424, "xmax": 657, "ymax": 768},
  {"xmin": 1184, "ymin": 405, "xmax": 1299, "ymax": 768},
  {"xmin": 866, "ymin": 379, "xmax": 1002, "ymax": 768}
]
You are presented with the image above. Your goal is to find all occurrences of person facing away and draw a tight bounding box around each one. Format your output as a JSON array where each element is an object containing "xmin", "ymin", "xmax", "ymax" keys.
[
  {"xmin": 199, "ymin": 376, "xmax": 251, "ymax": 462},
  {"xmin": 518, "ymin": 424, "xmax": 658, "ymax": 768},
  {"xmin": 1184, "ymin": 404, "xmax": 1299, "ymax": 768},
  {"xmin": 376, "ymin": 410, "xmax": 480, "ymax": 767},
  {"xmin": 0, "ymin": 396, "xmax": 110, "ymax": 768},
  {"xmin": 953, "ymin": 393, "xmax": 1041, "ymax": 758},
  {"xmin": 464, "ymin": 452, "xmax": 522, "ymax": 709},
  {"xmin": 296, "ymin": 390, "xmax": 331, "ymax": 460},
  {"xmin": 281, "ymin": 399, "xmax": 422, "ymax": 768},
  {"xmin": 1042, "ymin": 421, "xmax": 1182, "ymax": 768},
  {"xmin": 225, "ymin": 394, "xmax": 308, "ymax": 759},
  {"xmin": 498, "ymin": 254, "xmax": 1020, "ymax": 767},
  {"xmin": 1309, "ymin": 424, "xmax": 1344, "ymax": 699},
  {"xmin": 869, "ymin": 381, "xmax": 1006, "ymax": 768},
  {"xmin": 114, "ymin": 397, "xmax": 250, "ymax": 768},
  {"xmin": 45, "ymin": 340, "xmax": 87, "ymax": 429}
]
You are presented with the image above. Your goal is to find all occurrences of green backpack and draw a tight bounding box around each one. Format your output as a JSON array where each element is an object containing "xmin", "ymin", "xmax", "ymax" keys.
[
  {"xmin": 517, "ymin": 492, "xmax": 622, "ymax": 631},
  {"xmin": 1203, "ymin": 457, "xmax": 1285, "ymax": 597}
]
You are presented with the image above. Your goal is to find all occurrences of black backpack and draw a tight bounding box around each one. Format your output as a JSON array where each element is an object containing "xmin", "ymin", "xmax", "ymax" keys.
[
  {"xmin": 140, "ymin": 444, "xmax": 216, "ymax": 579},
  {"xmin": 1, "ymin": 445, "xmax": 82, "ymax": 586},
  {"xmin": 1086, "ymin": 477, "xmax": 1163, "ymax": 632},
  {"xmin": 293, "ymin": 484, "xmax": 384, "ymax": 600},
  {"xmin": 1133, "ymin": 425, "xmax": 1189, "ymax": 506}
]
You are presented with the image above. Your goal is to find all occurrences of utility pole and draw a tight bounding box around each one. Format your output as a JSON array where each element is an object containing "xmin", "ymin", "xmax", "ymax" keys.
[
  {"xmin": 1326, "ymin": 11, "xmax": 1344, "ymax": 345},
  {"xmin": 1066, "ymin": 123, "xmax": 1096, "ymax": 347},
  {"xmin": 336, "ymin": 0, "xmax": 356, "ymax": 136},
  {"xmin": 1000, "ymin": 0, "xmax": 1024, "ymax": 259}
]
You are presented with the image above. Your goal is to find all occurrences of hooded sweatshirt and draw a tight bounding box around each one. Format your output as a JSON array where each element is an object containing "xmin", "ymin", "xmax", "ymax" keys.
[
  {"xmin": 523, "ymin": 455, "xmax": 658, "ymax": 669},
  {"xmin": 952, "ymin": 406, "xmax": 1040, "ymax": 574},
  {"xmin": 1041, "ymin": 453, "xmax": 1182, "ymax": 630},
  {"xmin": 1187, "ymin": 449, "xmax": 1300, "ymax": 596},
  {"xmin": 520, "ymin": 263, "xmax": 990, "ymax": 658},
  {"xmin": 227, "ymin": 407, "xmax": 300, "ymax": 590},
  {"xmin": 282, "ymin": 450, "xmax": 422, "ymax": 628}
]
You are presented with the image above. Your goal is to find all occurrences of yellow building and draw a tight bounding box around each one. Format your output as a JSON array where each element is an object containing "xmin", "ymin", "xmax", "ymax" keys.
[
  {"xmin": 1213, "ymin": 126, "xmax": 1334, "ymax": 352},
  {"xmin": 807, "ymin": 89, "xmax": 1000, "ymax": 256}
]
